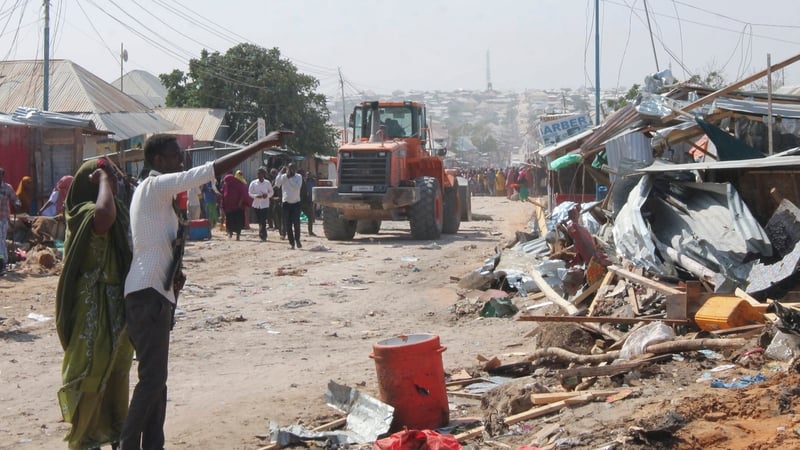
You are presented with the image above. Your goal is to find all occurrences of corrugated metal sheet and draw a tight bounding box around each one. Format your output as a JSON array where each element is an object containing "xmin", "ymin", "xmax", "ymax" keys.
[
  {"xmin": 635, "ymin": 153, "xmax": 800, "ymax": 173},
  {"xmin": 73, "ymin": 112, "xmax": 176, "ymax": 141},
  {"xmin": 111, "ymin": 70, "xmax": 167, "ymax": 108},
  {"xmin": 155, "ymin": 108, "xmax": 226, "ymax": 142},
  {"xmin": 648, "ymin": 181, "xmax": 771, "ymax": 282},
  {"xmin": 0, "ymin": 60, "xmax": 150, "ymax": 113},
  {"xmin": 714, "ymin": 97, "xmax": 800, "ymax": 119},
  {"xmin": 0, "ymin": 124, "xmax": 31, "ymax": 189},
  {"xmin": 0, "ymin": 60, "xmax": 177, "ymax": 141},
  {"xmin": 604, "ymin": 131, "xmax": 654, "ymax": 182}
]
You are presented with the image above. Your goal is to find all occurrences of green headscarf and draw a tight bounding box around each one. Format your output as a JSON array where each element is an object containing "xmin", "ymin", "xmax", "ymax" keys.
[{"xmin": 55, "ymin": 159, "xmax": 132, "ymax": 350}]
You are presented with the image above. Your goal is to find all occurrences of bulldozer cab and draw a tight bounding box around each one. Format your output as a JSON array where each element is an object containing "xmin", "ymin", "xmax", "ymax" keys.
[{"xmin": 351, "ymin": 102, "xmax": 428, "ymax": 144}]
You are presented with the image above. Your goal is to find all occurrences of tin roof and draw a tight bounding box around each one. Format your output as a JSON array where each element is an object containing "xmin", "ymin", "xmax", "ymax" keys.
[
  {"xmin": 0, "ymin": 60, "xmax": 177, "ymax": 140},
  {"xmin": 155, "ymin": 107, "xmax": 227, "ymax": 142},
  {"xmin": 0, "ymin": 59, "xmax": 151, "ymax": 113},
  {"xmin": 110, "ymin": 70, "xmax": 168, "ymax": 109}
]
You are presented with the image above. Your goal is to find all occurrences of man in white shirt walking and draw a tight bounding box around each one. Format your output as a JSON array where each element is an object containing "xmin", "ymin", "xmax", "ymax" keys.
[
  {"xmin": 274, "ymin": 163, "xmax": 303, "ymax": 249},
  {"xmin": 249, "ymin": 166, "xmax": 274, "ymax": 241},
  {"xmin": 121, "ymin": 130, "xmax": 290, "ymax": 450}
]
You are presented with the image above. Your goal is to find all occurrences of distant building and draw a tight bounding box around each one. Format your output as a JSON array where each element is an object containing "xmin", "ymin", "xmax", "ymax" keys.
[{"xmin": 111, "ymin": 69, "xmax": 168, "ymax": 108}]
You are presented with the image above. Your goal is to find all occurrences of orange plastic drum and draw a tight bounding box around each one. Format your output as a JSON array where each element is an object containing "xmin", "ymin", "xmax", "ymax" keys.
[{"xmin": 370, "ymin": 334, "xmax": 449, "ymax": 431}]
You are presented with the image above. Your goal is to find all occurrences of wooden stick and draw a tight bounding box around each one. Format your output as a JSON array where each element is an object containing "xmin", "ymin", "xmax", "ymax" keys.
[
  {"xmin": 453, "ymin": 401, "xmax": 569, "ymax": 441},
  {"xmin": 607, "ymin": 265, "xmax": 682, "ymax": 295},
  {"xmin": 517, "ymin": 315, "xmax": 689, "ymax": 325}
]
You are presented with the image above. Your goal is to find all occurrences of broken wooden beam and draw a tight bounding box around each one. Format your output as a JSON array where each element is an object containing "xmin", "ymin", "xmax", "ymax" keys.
[
  {"xmin": 528, "ymin": 266, "xmax": 579, "ymax": 315},
  {"xmin": 453, "ymin": 401, "xmax": 570, "ymax": 442},
  {"xmin": 607, "ymin": 265, "xmax": 682, "ymax": 295},
  {"xmin": 517, "ymin": 314, "xmax": 689, "ymax": 325},
  {"xmin": 530, "ymin": 388, "xmax": 629, "ymax": 405}
]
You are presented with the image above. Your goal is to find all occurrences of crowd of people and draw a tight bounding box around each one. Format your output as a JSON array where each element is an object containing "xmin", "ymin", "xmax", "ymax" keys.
[{"xmin": 455, "ymin": 163, "xmax": 547, "ymax": 201}]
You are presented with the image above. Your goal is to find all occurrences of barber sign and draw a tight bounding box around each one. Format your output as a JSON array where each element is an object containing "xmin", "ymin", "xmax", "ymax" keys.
[{"xmin": 539, "ymin": 113, "xmax": 592, "ymax": 146}]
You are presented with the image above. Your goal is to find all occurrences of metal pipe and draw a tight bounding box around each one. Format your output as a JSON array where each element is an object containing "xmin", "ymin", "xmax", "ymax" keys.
[
  {"xmin": 594, "ymin": 0, "xmax": 600, "ymax": 125},
  {"xmin": 43, "ymin": 0, "xmax": 50, "ymax": 111},
  {"xmin": 767, "ymin": 53, "xmax": 774, "ymax": 155}
]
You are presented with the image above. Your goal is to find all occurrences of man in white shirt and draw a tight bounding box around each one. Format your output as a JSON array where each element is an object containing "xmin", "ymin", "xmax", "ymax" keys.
[
  {"xmin": 187, "ymin": 185, "xmax": 202, "ymax": 220},
  {"xmin": 248, "ymin": 166, "xmax": 274, "ymax": 241},
  {"xmin": 274, "ymin": 163, "xmax": 304, "ymax": 249},
  {"xmin": 121, "ymin": 130, "xmax": 290, "ymax": 450}
]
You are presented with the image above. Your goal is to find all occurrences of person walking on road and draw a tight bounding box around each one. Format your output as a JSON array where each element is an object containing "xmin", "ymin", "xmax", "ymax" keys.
[
  {"xmin": 248, "ymin": 167, "xmax": 273, "ymax": 242},
  {"xmin": 274, "ymin": 163, "xmax": 303, "ymax": 249},
  {"xmin": 121, "ymin": 130, "xmax": 290, "ymax": 450}
]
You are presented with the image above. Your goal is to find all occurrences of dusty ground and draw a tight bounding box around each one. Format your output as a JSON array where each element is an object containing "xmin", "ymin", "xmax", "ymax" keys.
[{"xmin": 1, "ymin": 196, "xmax": 799, "ymax": 450}]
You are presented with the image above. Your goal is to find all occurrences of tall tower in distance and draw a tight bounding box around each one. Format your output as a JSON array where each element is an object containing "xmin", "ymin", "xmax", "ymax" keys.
[{"xmin": 486, "ymin": 49, "xmax": 493, "ymax": 92}]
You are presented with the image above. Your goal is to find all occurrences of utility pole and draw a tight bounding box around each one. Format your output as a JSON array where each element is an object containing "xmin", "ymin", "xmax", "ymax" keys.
[
  {"xmin": 594, "ymin": 0, "xmax": 600, "ymax": 125},
  {"xmin": 43, "ymin": 0, "xmax": 50, "ymax": 111},
  {"xmin": 120, "ymin": 43, "xmax": 128, "ymax": 92},
  {"xmin": 643, "ymin": 0, "xmax": 660, "ymax": 72}
]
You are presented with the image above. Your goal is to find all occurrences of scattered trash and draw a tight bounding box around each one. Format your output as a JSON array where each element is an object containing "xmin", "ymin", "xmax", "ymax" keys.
[
  {"xmin": 479, "ymin": 298, "xmax": 519, "ymax": 318},
  {"xmin": 26, "ymin": 313, "xmax": 51, "ymax": 322},
  {"xmin": 710, "ymin": 373, "xmax": 767, "ymax": 389}
]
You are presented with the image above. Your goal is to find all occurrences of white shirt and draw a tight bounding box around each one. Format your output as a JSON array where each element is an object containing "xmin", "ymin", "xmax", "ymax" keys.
[
  {"xmin": 274, "ymin": 172, "xmax": 303, "ymax": 204},
  {"xmin": 248, "ymin": 178, "xmax": 274, "ymax": 209},
  {"xmin": 124, "ymin": 162, "xmax": 216, "ymax": 304}
]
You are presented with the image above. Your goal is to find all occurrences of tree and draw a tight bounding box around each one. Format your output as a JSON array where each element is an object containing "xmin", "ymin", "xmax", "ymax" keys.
[
  {"xmin": 606, "ymin": 84, "xmax": 641, "ymax": 111},
  {"xmin": 160, "ymin": 44, "xmax": 337, "ymax": 155}
]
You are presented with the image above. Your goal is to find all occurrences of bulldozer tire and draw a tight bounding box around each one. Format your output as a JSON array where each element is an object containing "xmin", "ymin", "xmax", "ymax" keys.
[
  {"xmin": 442, "ymin": 180, "xmax": 461, "ymax": 234},
  {"xmin": 322, "ymin": 206, "xmax": 356, "ymax": 241},
  {"xmin": 356, "ymin": 220, "xmax": 381, "ymax": 234},
  {"xmin": 457, "ymin": 176, "xmax": 472, "ymax": 221},
  {"xmin": 409, "ymin": 176, "xmax": 443, "ymax": 240}
]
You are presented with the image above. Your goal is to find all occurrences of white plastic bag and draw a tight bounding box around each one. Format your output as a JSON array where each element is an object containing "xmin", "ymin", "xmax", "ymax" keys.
[{"xmin": 618, "ymin": 321, "xmax": 675, "ymax": 361}]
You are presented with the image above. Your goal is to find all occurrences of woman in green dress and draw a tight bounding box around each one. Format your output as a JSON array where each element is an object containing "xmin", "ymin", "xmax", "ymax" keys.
[{"xmin": 56, "ymin": 159, "xmax": 133, "ymax": 450}]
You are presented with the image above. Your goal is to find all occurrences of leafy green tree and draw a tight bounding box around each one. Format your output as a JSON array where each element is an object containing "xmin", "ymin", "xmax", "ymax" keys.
[
  {"xmin": 606, "ymin": 84, "xmax": 640, "ymax": 111},
  {"xmin": 160, "ymin": 44, "xmax": 337, "ymax": 155},
  {"xmin": 688, "ymin": 70, "xmax": 725, "ymax": 89}
]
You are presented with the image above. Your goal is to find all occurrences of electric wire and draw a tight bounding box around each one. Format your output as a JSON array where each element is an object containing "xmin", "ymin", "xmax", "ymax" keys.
[
  {"xmin": 74, "ymin": 0, "xmax": 119, "ymax": 63},
  {"xmin": 669, "ymin": 0, "xmax": 800, "ymax": 29},
  {"xmin": 582, "ymin": 0, "xmax": 595, "ymax": 90},
  {"xmin": 2, "ymin": 0, "xmax": 30, "ymax": 62},
  {"xmin": 615, "ymin": 0, "xmax": 636, "ymax": 93},
  {"xmin": 670, "ymin": 0, "xmax": 687, "ymax": 78},
  {"xmin": 604, "ymin": 0, "xmax": 800, "ymax": 45}
]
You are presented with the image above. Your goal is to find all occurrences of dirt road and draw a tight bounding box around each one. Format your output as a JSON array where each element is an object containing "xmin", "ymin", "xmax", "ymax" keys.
[{"xmin": 1, "ymin": 196, "xmax": 536, "ymax": 449}]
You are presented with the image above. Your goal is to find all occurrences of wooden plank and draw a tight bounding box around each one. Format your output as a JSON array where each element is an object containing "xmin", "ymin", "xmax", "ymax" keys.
[
  {"xmin": 662, "ymin": 52, "xmax": 800, "ymax": 122},
  {"xmin": 530, "ymin": 389, "xmax": 627, "ymax": 405},
  {"xmin": 587, "ymin": 270, "xmax": 616, "ymax": 316},
  {"xmin": 454, "ymin": 401, "xmax": 569, "ymax": 442},
  {"xmin": 734, "ymin": 287, "xmax": 763, "ymax": 307},
  {"xmin": 627, "ymin": 287, "xmax": 640, "ymax": 315},
  {"xmin": 528, "ymin": 267, "xmax": 579, "ymax": 315},
  {"xmin": 571, "ymin": 279, "xmax": 602, "ymax": 307},
  {"xmin": 517, "ymin": 314, "xmax": 689, "ymax": 325},
  {"xmin": 607, "ymin": 265, "xmax": 682, "ymax": 295}
]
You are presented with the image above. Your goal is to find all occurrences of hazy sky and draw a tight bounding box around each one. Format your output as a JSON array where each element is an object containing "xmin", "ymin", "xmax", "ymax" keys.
[{"xmin": 2, "ymin": 0, "xmax": 800, "ymax": 99}]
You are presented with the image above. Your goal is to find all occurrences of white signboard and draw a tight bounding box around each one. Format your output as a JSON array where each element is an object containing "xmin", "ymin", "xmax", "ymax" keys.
[{"xmin": 539, "ymin": 114, "xmax": 592, "ymax": 146}]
